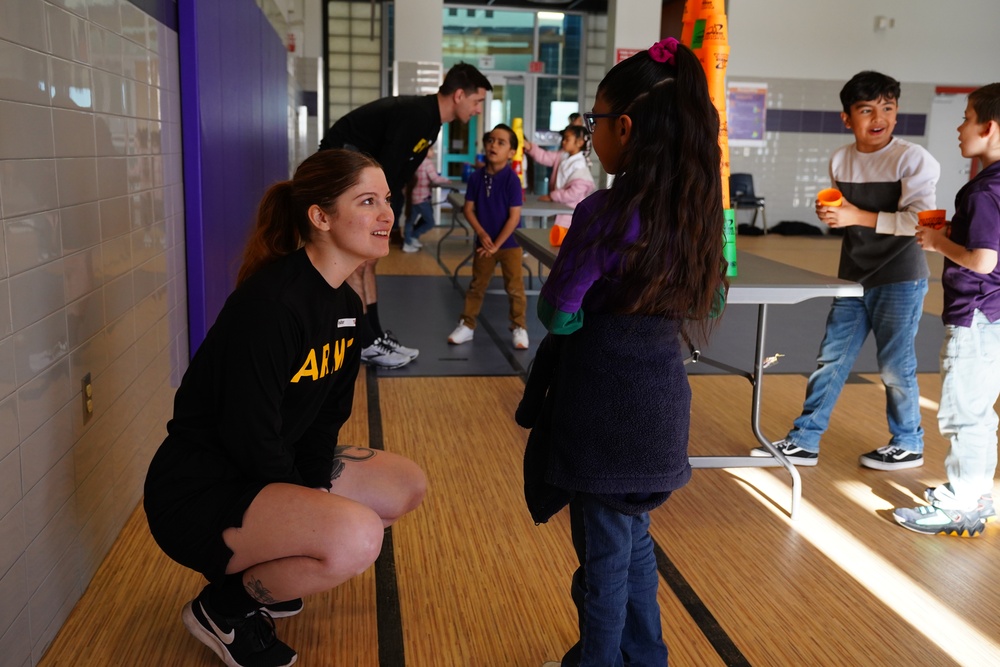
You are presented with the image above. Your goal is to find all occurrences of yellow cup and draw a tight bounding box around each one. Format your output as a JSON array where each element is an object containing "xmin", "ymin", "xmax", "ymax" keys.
[
  {"xmin": 549, "ymin": 225, "xmax": 569, "ymax": 247},
  {"xmin": 817, "ymin": 188, "xmax": 843, "ymax": 207},
  {"xmin": 918, "ymin": 209, "xmax": 947, "ymax": 229}
]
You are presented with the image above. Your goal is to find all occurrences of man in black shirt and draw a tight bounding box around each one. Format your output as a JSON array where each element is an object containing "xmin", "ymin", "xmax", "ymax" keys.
[{"xmin": 320, "ymin": 63, "xmax": 492, "ymax": 368}]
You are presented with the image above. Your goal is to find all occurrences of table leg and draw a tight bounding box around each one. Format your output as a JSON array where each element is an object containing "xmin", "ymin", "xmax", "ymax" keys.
[{"xmin": 688, "ymin": 304, "xmax": 802, "ymax": 519}]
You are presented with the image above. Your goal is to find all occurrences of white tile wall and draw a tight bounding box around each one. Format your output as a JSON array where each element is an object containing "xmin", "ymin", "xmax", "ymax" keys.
[
  {"xmin": 729, "ymin": 76, "xmax": 936, "ymax": 232},
  {"xmin": 0, "ymin": 1, "xmax": 187, "ymax": 664}
]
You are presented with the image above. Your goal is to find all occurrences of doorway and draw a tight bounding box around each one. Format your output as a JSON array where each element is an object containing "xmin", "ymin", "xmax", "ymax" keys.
[{"xmin": 927, "ymin": 89, "xmax": 976, "ymax": 217}]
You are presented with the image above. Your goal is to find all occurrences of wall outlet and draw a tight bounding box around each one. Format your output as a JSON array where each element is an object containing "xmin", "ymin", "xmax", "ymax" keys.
[{"xmin": 82, "ymin": 373, "xmax": 93, "ymax": 419}]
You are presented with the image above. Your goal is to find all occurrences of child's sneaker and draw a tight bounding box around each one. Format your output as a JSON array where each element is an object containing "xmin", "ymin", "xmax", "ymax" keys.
[
  {"xmin": 401, "ymin": 242, "xmax": 420, "ymax": 253},
  {"xmin": 859, "ymin": 445, "xmax": 923, "ymax": 470},
  {"xmin": 749, "ymin": 439, "xmax": 818, "ymax": 466},
  {"xmin": 182, "ymin": 587, "xmax": 297, "ymax": 667},
  {"xmin": 261, "ymin": 598, "xmax": 303, "ymax": 619},
  {"xmin": 448, "ymin": 322, "xmax": 474, "ymax": 345},
  {"xmin": 512, "ymin": 327, "xmax": 529, "ymax": 350},
  {"xmin": 381, "ymin": 330, "xmax": 419, "ymax": 360},
  {"xmin": 893, "ymin": 505, "xmax": 985, "ymax": 537},
  {"xmin": 410, "ymin": 238, "xmax": 423, "ymax": 249},
  {"xmin": 924, "ymin": 483, "xmax": 995, "ymax": 522}
]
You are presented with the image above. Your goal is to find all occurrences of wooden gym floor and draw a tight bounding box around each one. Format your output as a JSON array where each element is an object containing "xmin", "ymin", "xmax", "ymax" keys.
[{"xmin": 38, "ymin": 231, "xmax": 1000, "ymax": 666}]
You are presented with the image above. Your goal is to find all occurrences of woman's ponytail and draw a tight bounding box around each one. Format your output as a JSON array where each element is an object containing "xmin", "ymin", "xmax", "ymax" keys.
[{"xmin": 237, "ymin": 181, "xmax": 305, "ymax": 285}]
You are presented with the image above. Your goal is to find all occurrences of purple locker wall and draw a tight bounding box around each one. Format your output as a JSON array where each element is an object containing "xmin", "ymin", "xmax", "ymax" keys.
[{"xmin": 179, "ymin": 0, "xmax": 289, "ymax": 354}]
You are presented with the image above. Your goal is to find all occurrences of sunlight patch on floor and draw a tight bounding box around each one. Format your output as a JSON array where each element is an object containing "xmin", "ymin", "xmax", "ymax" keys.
[
  {"xmin": 919, "ymin": 395, "xmax": 940, "ymax": 411},
  {"xmin": 730, "ymin": 468, "xmax": 1000, "ymax": 667}
]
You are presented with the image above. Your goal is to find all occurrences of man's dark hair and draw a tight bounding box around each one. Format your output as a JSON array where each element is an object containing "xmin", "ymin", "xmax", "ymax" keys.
[
  {"xmin": 440, "ymin": 62, "xmax": 493, "ymax": 96},
  {"xmin": 839, "ymin": 71, "xmax": 901, "ymax": 113},
  {"xmin": 969, "ymin": 83, "xmax": 1000, "ymax": 126}
]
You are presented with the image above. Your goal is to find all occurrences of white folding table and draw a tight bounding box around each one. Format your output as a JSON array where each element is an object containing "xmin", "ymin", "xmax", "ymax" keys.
[{"xmin": 514, "ymin": 227, "xmax": 864, "ymax": 519}]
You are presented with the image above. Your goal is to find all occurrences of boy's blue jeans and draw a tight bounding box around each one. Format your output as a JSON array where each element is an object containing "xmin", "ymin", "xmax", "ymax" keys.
[
  {"xmin": 561, "ymin": 495, "xmax": 668, "ymax": 667},
  {"xmin": 787, "ymin": 279, "xmax": 927, "ymax": 453},
  {"xmin": 403, "ymin": 200, "xmax": 436, "ymax": 244},
  {"xmin": 938, "ymin": 310, "xmax": 1000, "ymax": 508}
]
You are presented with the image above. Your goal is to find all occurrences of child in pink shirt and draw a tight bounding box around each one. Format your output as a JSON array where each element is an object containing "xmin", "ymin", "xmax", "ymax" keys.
[
  {"xmin": 524, "ymin": 125, "xmax": 596, "ymax": 242},
  {"xmin": 403, "ymin": 146, "xmax": 454, "ymax": 252}
]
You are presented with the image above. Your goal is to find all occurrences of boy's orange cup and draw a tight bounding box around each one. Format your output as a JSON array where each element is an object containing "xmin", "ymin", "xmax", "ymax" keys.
[
  {"xmin": 817, "ymin": 188, "xmax": 843, "ymax": 207},
  {"xmin": 549, "ymin": 224, "xmax": 569, "ymax": 247},
  {"xmin": 918, "ymin": 209, "xmax": 947, "ymax": 229}
]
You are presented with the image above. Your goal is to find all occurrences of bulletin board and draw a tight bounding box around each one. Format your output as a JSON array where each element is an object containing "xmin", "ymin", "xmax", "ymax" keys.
[{"xmin": 727, "ymin": 82, "xmax": 768, "ymax": 147}]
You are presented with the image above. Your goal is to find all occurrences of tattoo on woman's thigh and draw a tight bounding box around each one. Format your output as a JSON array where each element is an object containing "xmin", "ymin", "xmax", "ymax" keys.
[{"xmin": 330, "ymin": 446, "xmax": 377, "ymax": 481}]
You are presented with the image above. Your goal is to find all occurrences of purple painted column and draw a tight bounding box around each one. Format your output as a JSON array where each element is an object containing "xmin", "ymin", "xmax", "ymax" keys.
[{"xmin": 178, "ymin": 0, "xmax": 289, "ymax": 355}]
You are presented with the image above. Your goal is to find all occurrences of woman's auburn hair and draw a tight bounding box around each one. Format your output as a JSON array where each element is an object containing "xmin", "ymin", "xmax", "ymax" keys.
[{"xmin": 237, "ymin": 149, "xmax": 381, "ymax": 285}]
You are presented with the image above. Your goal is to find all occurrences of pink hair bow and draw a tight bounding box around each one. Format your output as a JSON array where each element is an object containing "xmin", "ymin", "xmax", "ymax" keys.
[{"xmin": 648, "ymin": 37, "xmax": 679, "ymax": 65}]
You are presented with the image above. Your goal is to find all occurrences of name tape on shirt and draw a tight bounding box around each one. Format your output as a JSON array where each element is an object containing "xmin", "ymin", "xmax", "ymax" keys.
[{"xmin": 338, "ymin": 318, "xmax": 356, "ymax": 327}]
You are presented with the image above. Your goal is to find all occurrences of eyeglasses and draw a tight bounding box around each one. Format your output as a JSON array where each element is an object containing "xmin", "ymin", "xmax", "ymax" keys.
[{"xmin": 583, "ymin": 112, "xmax": 621, "ymax": 133}]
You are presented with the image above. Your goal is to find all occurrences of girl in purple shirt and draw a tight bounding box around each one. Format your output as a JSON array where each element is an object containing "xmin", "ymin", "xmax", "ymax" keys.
[{"xmin": 521, "ymin": 38, "xmax": 728, "ymax": 666}]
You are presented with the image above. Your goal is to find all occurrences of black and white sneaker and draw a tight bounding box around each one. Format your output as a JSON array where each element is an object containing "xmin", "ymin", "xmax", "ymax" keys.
[
  {"xmin": 859, "ymin": 445, "xmax": 923, "ymax": 470},
  {"xmin": 360, "ymin": 338, "xmax": 412, "ymax": 369},
  {"xmin": 261, "ymin": 598, "xmax": 303, "ymax": 619},
  {"xmin": 750, "ymin": 439, "xmax": 818, "ymax": 466},
  {"xmin": 182, "ymin": 587, "xmax": 297, "ymax": 667},
  {"xmin": 381, "ymin": 330, "xmax": 419, "ymax": 360}
]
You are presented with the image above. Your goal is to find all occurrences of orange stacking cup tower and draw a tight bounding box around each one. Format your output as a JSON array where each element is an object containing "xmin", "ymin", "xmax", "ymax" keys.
[{"xmin": 686, "ymin": 0, "xmax": 735, "ymax": 275}]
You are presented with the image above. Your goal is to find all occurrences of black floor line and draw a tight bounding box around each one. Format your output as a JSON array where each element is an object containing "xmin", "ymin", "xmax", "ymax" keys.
[
  {"xmin": 366, "ymin": 365, "xmax": 406, "ymax": 667},
  {"xmin": 654, "ymin": 541, "xmax": 752, "ymax": 666}
]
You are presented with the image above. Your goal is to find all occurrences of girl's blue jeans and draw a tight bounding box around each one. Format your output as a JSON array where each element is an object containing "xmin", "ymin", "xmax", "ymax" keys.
[
  {"xmin": 562, "ymin": 494, "xmax": 668, "ymax": 667},
  {"xmin": 403, "ymin": 200, "xmax": 436, "ymax": 244},
  {"xmin": 787, "ymin": 279, "xmax": 927, "ymax": 453}
]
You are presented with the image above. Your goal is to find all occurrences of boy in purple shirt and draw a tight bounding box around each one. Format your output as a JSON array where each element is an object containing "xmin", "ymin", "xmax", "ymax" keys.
[
  {"xmin": 895, "ymin": 83, "xmax": 1000, "ymax": 536},
  {"xmin": 447, "ymin": 124, "xmax": 530, "ymax": 349}
]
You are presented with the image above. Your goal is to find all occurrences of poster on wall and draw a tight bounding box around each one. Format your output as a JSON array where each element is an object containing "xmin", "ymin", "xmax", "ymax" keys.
[{"xmin": 727, "ymin": 82, "xmax": 768, "ymax": 147}]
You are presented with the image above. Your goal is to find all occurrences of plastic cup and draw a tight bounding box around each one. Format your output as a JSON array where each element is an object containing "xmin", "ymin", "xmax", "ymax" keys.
[
  {"xmin": 817, "ymin": 188, "xmax": 843, "ymax": 207},
  {"xmin": 682, "ymin": 0, "xmax": 697, "ymax": 22},
  {"xmin": 700, "ymin": 14, "xmax": 728, "ymax": 46},
  {"xmin": 681, "ymin": 21, "xmax": 695, "ymax": 47},
  {"xmin": 918, "ymin": 209, "xmax": 947, "ymax": 229},
  {"xmin": 723, "ymin": 208, "xmax": 738, "ymax": 277},
  {"xmin": 699, "ymin": 44, "xmax": 729, "ymax": 97},
  {"xmin": 697, "ymin": 0, "xmax": 726, "ymax": 18},
  {"xmin": 549, "ymin": 224, "xmax": 569, "ymax": 247}
]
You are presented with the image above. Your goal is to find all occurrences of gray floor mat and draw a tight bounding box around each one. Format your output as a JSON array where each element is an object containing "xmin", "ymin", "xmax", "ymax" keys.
[{"xmin": 374, "ymin": 277, "xmax": 944, "ymax": 378}]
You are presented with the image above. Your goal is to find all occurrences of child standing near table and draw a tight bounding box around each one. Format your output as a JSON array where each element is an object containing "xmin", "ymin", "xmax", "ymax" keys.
[
  {"xmin": 515, "ymin": 38, "xmax": 727, "ymax": 666},
  {"xmin": 402, "ymin": 146, "xmax": 453, "ymax": 253},
  {"xmin": 894, "ymin": 83, "xmax": 1000, "ymax": 537},
  {"xmin": 447, "ymin": 123, "xmax": 530, "ymax": 350},
  {"xmin": 523, "ymin": 126, "xmax": 596, "ymax": 245},
  {"xmin": 751, "ymin": 70, "xmax": 940, "ymax": 470}
]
